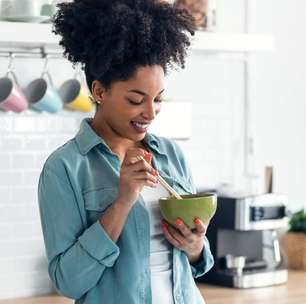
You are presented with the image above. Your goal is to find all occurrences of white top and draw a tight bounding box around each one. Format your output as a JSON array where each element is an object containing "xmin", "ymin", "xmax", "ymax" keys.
[{"xmin": 141, "ymin": 184, "xmax": 175, "ymax": 304}]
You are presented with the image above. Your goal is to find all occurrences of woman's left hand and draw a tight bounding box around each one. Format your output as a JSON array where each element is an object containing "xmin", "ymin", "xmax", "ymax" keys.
[{"xmin": 161, "ymin": 218, "xmax": 206, "ymax": 264}]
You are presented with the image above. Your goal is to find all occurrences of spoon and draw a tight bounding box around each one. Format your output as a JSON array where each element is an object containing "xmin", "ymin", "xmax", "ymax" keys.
[{"xmin": 133, "ymin": 155, "xmax": 183, "ymax": 200}]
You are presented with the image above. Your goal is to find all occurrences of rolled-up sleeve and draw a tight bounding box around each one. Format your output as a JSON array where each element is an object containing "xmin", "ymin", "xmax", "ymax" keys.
[
  {"xmin": 189, "ymin": 236, "xmax": 214, "ymax": 278},
  {"xmin": 38, "ymin": 167, "xmax": 120, "ymax": 299}
]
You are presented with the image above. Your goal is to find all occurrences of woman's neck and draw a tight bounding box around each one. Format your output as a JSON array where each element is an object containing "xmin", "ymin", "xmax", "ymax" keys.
[{"xmin": 90, "ymin": 118, "xmax": 145, "ymax": 162}]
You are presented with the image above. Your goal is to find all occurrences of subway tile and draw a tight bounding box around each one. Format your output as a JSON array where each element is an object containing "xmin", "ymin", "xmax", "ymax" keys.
[
  {"xmin": 11, "ymin": 187, "xmax": 37, "ymax": 205},
  {"xmin": 0, "ymin": 153, "xmax": 11, "ymax": 169},
  {"xmin": 0, "ymin": 273, "xmax": 14, "ymax": 299},
  {"xmin": 0, "ymin": 171, "xmax": 23, "ymax": 186},
  {"xmin": 23, "ymin": 135, "xmax": 48, "ymax": 150},
  {"xmin": 0, "ymin": 203, "xmax": 40, "ymax": 223},
  {"xmin": 13, "ymin": 117, "xmax": 37, "ymax": 133},
  {"xmin": 13, "ymin": 255, "xmax": 47, "ymax": 273},
  {"xmin": 0, "ymin": 223, "xmax": 14, "ymax": 240},
  {"xmin": 0, "ymin": 239, "xmax": 45, "ymax": 259},
  {"xmin": 11, "ymin": 284, "xmax": 54, "ymax": 300},
  {"xmin": 0, "ymin": 186, "xmax": 11, "ymax": 204},
  {"xmin": 14, "ymin": 222, "xmax": 43, "ymax": 240},
  {"xmin": 35, "ymin": 117, "xmax": 56, "ymax": 132},
  {"xmin": 0, "ymin": 136, "xmax": 23, "ymax": 151},
  {"xmin": 22, "ymin": 170, "xmax": 41, "ymax": 186},
  {"xmin": 0, "ymin": 117, "xmax": 13, "ymax": 132},
  {"xmin": 12, "ymin": 154, "xmax": 35, "ymax": 170},
  {"xmin": 0, "ymin": 258, "xmax": 15, "ymax": 276},
  {"xmin": 15, "ymin": 239, "xmax": 45, "ymax": 258}
]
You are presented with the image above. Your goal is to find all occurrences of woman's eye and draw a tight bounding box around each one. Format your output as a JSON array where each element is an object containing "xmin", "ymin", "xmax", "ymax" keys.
[
  {"xmin": 127, "ymin": 98, "xmax": 142, "ymax": 105},
  {"xmin": 154, "ymin": 98, "xmax": 162, "ymax": 103}
]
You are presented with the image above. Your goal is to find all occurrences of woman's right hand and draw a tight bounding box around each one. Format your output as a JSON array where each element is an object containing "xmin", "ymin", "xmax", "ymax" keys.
[{"xmin": 117, "ymin": 148, "xmax": 158, "ymax": 207}]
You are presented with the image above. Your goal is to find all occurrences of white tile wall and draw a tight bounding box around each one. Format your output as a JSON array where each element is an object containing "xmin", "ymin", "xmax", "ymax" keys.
[{"xmin": 0, "ymin": 112, "xmax": 88, "ymax": 299}]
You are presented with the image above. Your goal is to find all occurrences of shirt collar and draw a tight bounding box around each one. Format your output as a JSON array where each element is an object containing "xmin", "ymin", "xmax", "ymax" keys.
[
  {"xmin": 75, "ymin": 118, "xmax": 161, "ymax": 155},
  {"xmin": 75, "ymin": 118, "xmax": 108, "ymax": 155}
]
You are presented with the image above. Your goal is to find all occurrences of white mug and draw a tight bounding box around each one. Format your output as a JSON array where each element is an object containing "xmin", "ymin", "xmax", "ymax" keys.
[{"xmin": 0, "ymin": 0, "xmax": 47, "ymax": 17}]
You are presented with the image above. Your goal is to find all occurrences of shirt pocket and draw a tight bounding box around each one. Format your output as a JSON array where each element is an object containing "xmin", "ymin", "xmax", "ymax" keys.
[{"xmin": 83, "ymin": 187, "xmax": 118, "ymax": 225}]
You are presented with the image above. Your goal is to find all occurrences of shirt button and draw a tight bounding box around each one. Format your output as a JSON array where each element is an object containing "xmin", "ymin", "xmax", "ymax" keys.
[{"xmin": 175, "ymin": 294, "xmax": 182, "ymax": 302}]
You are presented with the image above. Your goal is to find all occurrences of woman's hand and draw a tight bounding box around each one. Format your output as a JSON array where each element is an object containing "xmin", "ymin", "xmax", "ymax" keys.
[
  {"xmin": 117, "ymin": 148, "xmax": 158, "ymax": 207},
  {"xmin": 161, "ymin": 218, "xmax": 207, "ymax": 264}
]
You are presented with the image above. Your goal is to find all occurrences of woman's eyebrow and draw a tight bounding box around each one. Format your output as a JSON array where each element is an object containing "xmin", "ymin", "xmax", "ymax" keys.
[{"xmin": 128, "ymin": 89, "xmax": 165, "ymax": 96}]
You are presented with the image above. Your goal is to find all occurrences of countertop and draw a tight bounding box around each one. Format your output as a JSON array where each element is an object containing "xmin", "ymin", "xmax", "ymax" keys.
[{"xmin": 0, "ymin": 271, "xmax": 305, "ymax": 304}]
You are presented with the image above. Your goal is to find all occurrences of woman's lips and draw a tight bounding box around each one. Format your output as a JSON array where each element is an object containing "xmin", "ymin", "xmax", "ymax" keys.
[{"xmin": 131, "ymin": 121, "xmax": 150, "ymax": 133}]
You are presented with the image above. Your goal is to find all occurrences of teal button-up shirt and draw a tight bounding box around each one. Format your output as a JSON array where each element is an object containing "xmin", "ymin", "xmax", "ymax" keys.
[{"xmin": 38, "ymin": 118, "xmax": 214, "ymax": 304}]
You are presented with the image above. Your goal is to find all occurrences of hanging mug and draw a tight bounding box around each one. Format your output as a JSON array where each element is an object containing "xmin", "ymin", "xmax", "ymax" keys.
[
  {"xmin": 59, "ymin": 66, "xmax": 93, "ymax": 113},
  {"xmin": 59, "ymin": 79, "xmax": 93, "ymax": 113},
  {"xmin": 0, "ymin": 55, "xmax": 29, "ymax": 113},
  {"xmin": 25, "ymin": 57, "xmax": 63, "ymax": 113}
]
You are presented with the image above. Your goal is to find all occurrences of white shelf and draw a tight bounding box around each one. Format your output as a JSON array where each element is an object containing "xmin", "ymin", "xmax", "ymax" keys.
[
  {"xmin": 0, "ymin": 21, "xmax": 59, "ymax": 50},
  {"xmin": 0, "ymin": 21, "xmax": 275, "ymax": 53},
  {"xmin": 191, "ymin": 31, "xmax": 275, "ymax": 52}
]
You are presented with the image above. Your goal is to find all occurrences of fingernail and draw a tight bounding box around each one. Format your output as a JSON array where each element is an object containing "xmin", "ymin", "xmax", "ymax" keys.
[
  {"xmin": 154, "ymin": 170, "xmax": 159, "ymax": 176},
  {"xmin": 176, "ymin": 218, "xmax": 183, "ymax": 226},
  {"xmin": 194, "ymin": 218, "xmax": 202, "ymax": 225}
]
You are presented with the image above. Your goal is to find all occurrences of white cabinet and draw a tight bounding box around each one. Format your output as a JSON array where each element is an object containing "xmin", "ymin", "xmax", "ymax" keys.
[{"xmin": 0, "ymin": 21, "xmax": 275, "ymax": 52}]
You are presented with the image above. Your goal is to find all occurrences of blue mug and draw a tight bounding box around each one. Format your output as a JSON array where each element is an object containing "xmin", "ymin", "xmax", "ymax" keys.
[{"xmin": 25, "ymin": 78, "xmax": 63, "ymax": 113}]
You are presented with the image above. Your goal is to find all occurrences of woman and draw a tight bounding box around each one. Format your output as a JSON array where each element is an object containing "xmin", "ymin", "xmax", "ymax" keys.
[{"xmin": 38, "ymin": 0, "xmax": 214, "ymax": 303}]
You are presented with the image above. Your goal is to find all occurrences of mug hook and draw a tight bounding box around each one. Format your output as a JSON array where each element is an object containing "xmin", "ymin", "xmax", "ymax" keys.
[
  {"xmin": 6, "ymin": 52, "xmax": 15, "ymax": 76},
  {"xmin": 41, "ymin": 55, "xmax": 54, "ymax": 87},
  {"xmin": 5, "ymin": 52, "xmax": 20, "ymax": 87}
]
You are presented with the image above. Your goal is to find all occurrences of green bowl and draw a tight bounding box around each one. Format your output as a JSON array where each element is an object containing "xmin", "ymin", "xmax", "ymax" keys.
[{"xmin": 159, "ymin": 193, "xmax": 217, "ymax": 229}]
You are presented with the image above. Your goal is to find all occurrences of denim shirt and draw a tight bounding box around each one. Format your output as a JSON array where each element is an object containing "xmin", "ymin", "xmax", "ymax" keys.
[{"xmin": 38, "ymin": 118, "xmax": 214, "ymax": 304}]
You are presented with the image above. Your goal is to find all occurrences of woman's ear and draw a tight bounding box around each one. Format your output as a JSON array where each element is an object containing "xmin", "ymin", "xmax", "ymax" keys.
[{"xmin": 91, "ymin": 80, "xmax": 105, "ymax": 103}]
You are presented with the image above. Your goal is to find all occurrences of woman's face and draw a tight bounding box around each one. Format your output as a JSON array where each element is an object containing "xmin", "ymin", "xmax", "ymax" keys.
[{"xmin": 94, "ymin": 65, "xmax": 165, "ymax": 142}]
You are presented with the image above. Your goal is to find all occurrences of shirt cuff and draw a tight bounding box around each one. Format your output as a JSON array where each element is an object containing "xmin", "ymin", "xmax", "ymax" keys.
[
  {"xmin": 78, "ymin": 221, "xmax": 120, "ymax": 267},
  {"xmin": 190, "ymin": 236, "xmax": 214, "ymax": 278}
]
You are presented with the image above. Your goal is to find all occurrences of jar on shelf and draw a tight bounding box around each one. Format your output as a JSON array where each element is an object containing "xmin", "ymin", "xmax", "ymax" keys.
[{"xmin": 174, "ymin": 0, "xmax": 217, "ymax": 31}]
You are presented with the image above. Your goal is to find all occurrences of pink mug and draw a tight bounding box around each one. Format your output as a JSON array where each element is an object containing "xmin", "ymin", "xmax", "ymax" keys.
[{"xmin": 0, "ymin": 76, "xmax": 29, "ymax": 113}]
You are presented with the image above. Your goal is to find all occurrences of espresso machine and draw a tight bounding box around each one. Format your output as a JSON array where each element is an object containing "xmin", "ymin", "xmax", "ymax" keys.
[{"xmin": 196, "ymin": 193, "xmax": 289, "ymax": 288}]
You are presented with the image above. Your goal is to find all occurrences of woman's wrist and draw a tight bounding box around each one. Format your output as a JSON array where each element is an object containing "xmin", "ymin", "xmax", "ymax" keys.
[
  {"xmin": 114, "ymin": 194, "xmax": 135, "ymax": 210},
  {"xmin": 188, "ymin": 247, "xmax": 204, "ymax": 265},
  {"xmin": 99, "ymin": 197, "xmax": 132, "ymax": 242}
]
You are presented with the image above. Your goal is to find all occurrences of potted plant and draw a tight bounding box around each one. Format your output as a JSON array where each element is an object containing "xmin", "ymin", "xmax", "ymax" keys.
[{"xmin": 283, "ymin": 209, "xmax": 306, "ymax": 270}]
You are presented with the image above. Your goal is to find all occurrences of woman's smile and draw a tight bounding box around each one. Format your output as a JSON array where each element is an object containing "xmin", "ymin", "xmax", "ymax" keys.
[{"xmin": 130, "ymin": 120, "xmax": 152, "ymax": 133}]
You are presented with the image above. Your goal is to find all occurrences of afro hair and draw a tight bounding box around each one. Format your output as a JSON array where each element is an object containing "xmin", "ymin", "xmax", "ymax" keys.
[{"xmin": 52, "ymin": 0, "xmax": 195, "ymax": 91}]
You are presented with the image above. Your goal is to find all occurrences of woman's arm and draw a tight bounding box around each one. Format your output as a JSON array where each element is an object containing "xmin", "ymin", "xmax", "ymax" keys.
[
  {"xmin": 39, "ymin": 168, "xmax": 121, "ymax": 299},
  {"xmin": 38, "ymin": 148, "xmax": 157, "ymax": 299},
  {"xmin": 99, "ymin": 196, "xmax": 131, "ymax": 242}
]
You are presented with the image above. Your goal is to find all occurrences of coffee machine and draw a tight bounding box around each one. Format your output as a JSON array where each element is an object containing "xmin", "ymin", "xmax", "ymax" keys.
[{"xmin": 196, "ymin": 193, "xmax": 288, "ymax": 288}]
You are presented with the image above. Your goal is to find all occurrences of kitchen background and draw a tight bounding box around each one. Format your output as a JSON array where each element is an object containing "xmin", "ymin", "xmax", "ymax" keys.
[{"xmin": 0, "ymin": 0, "xmax": 306, "ymax": 300}]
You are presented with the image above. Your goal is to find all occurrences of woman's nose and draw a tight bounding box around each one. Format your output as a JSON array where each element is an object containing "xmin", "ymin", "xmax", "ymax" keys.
[{"xmin": 142, "ymin": 101, "xmax": 159, "ymax": 120}]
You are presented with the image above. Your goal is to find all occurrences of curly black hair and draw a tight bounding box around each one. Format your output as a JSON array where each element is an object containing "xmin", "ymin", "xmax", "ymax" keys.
[{"xmin": 52, "ymin": 0, "xmax": 195, "ymax": 91}]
